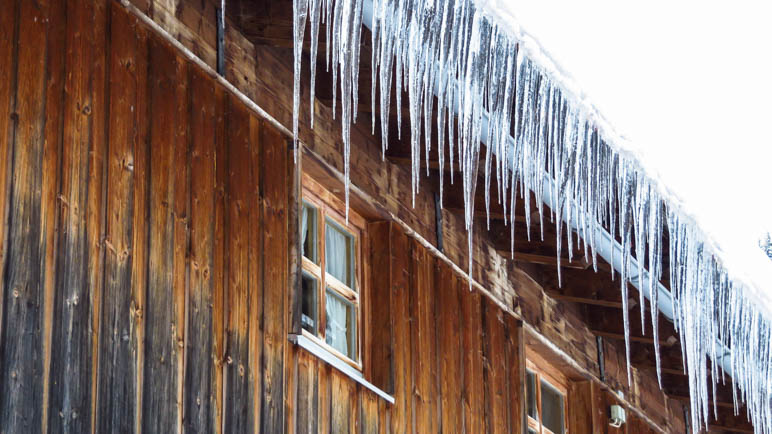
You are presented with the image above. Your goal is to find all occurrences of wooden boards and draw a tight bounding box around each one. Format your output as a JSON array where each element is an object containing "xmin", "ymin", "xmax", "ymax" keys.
[
  {"xmin": 0, "ymin": 2, "xmax": 286, "ymax": 432},
  {"xmin": 0, "ymin": 1, "xmax": 693, "ymax": 433}
]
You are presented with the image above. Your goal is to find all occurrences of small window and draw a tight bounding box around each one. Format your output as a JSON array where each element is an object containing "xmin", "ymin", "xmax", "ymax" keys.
[
  {"xmin": 526, "ymin": 359, "xmax": 568, "ymax": 434},
  {"xmin": 300, "ymin": 176, "xmax": 365, "ymax": 369}
]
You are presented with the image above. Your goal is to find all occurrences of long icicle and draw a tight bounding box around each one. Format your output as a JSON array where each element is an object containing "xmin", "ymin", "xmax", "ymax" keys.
[{"xmin": 291, "ymin": 1, "xmax": 772, "ymax": 432}]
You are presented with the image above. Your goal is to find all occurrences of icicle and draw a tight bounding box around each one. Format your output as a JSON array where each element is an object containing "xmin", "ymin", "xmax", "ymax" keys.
[
  {"xmin": 292, "ymin": 0, "xmax": 309, "ymax": 158},
  {"xmin": 291, "ymin": 1, "xmax": 772, "ymax": 430}
]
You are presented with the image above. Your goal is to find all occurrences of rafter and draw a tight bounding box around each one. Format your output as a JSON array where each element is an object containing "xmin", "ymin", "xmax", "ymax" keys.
[{"xmin": 590, "ymin": 330, "xmax": 678, "ymax": 347}]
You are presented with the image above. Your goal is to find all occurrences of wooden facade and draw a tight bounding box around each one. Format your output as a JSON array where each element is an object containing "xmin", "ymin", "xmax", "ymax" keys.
[{"xmin": 0, "ymin": 0, "xmax": 755, "ymax": 432}]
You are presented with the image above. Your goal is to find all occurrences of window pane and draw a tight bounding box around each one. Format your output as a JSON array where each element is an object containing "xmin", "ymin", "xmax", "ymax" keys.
[
  {"xmin": 301, "ymin": 202, "xmax": 318, "ymax": 264},
  {"xmin": 541, "ymin": 380, "xmax": 565, "ymax": 434},
  {"xmin": 325, "ymin": 289, "xmax": 356, "ymax": 359},
  {"xmin": 325, "ymin": 219, "xmax": 355, "ymax": 288},
  {"xmin": 301, "ymin": 272, "xmax": 318, "ymax": 334},
  {"xmin": 526, "ymin": 370, "xmax": 538, "ymax": 420}
]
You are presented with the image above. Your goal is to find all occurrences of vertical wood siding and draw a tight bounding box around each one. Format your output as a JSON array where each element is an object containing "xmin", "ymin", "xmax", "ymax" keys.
[{"xmin": 0, "ymin": 2, "xmax": 291, "ymax": 432}]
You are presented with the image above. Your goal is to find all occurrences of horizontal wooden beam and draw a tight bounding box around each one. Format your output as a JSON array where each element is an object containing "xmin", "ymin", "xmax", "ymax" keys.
[
  {"xmin": 590, "ymin": 330, "xmax": 678, "ymax": 347},
  {"xmin": 640, "ymin": 365, "xmax": 688, "ymax": 377},
  {"xmin": 544, "ymin": 290, "xmax": 624, "ymax": 309},
  {"xmin": 708, "ymin": 426, "xmax": 753, "ymax": 434},
  {"xmin": 387, "ymin": 156, "xmax": 461, "ymax": 173},
  {"xmin": 668, "ymin": 394, "xmax": 736, "ymax": 410},
  {"xmin": 501, "ymin": 252, "xmax": 590, "ymax": 270},
  {"xmin": 444, "ymin": 207, "xmax": 532, "ymax": 224}
]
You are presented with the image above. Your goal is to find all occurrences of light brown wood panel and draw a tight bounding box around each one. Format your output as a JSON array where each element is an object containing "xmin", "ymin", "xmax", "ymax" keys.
[
  {"xmin": 0, "ymin": 0, "xmax": 52, "ymax": 430},
  {"xmin": 184, "ymin": 65, "xmax": 218, "ymax": 433},
  {"xmin": 390, "ymin": 227, "xmax": 413, "ymax": 433},
  {"xmin": 568, "ymin": 380, "xmax": 594, "ymax": 434},
  {"xmin": 461, "ymin": 287, "xmax": 485, "ymax": 434},
  {"xmin": 438, "ymin": 262, "xmax": 462, "ymax": 434},
  {"xmin": 410, "ymin": 239, "xmax": 437, "ymax": 433}
]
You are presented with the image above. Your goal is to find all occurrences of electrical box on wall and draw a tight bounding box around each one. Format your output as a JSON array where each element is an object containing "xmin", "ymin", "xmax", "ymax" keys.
[{"xmin": 609, "ymin": 404, "xmax": 626, "ymax": 428}]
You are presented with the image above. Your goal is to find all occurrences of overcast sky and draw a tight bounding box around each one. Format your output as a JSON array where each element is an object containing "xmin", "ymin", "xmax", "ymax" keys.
[{"xmin": 494, "ymin": 1, "xmax": 772, "ymax": 257}]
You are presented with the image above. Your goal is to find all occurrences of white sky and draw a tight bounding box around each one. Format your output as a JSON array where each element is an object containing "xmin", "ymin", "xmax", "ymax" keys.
[{"xmin": 495, "ymin": 1, "xmax": 772, "ymax": 256}]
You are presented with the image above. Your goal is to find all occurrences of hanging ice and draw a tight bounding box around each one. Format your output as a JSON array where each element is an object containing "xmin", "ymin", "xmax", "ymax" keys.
[{"xmin": 291, "ymin": 0, "xmax": 772, "ymax": 432}]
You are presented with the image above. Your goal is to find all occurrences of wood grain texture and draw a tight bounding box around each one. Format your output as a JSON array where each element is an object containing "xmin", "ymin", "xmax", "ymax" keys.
[
  {"xmin": 461, "ymin": 289, "xmax": 484, "ymax": 434},
  {"xmin": 260, "ymin": 118, "xmax": 287, "ymax": 433},
  {"xmin": 183, "ymin": 66, "xmax": 217, "ymax": 433},
  {"xmin": 368, "ymin": 221, "xmax": 394, "ymax": 394},
  {"xmin": 48, "ymin": 0, "xmax": 108, "ymax": 431},
  {"xmin": 0, "ymin": 0, "xmax": 50, "ymax": 431},
  {"xmin": 568, "ymin": 381, "xmax": 594, "ymax": 434},
  {"xmin": 222, "ymin": 94, "xmax": 255, "ymax": 433},
  {"xmin": 409, "ymin": 238, "xmax": 436, "ymax": 434},
  {"xmin": 141, "ymin": 36, "xmax": 187, "ymax": 433},
  {"xmin": 97, "ymin": 6, "xmax": 147, "ymax": 431},
  {"xmin": 482, "ymin": 297, "xmax": 509, "ymax": 434},
  {"xmin": 390, "ymin": 227, "xmax": 412, "ymax": 434},
  {"xmin": 437, "ymin": 262, "xmax": 461, "ymax": 434},
  {"xmin": 504, "ymin": 316, "xmax": 524, "ymax": 434}
]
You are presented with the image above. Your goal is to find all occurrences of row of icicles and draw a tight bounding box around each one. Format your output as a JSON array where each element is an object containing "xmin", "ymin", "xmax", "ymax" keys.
[{"xmin": 291, "ymin": 0, "xmax": 772, "ymax": 431}]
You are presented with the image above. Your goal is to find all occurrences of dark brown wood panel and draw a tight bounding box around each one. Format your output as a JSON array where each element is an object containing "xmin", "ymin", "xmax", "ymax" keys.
[
  {"xmin": 49, "ymin": 0, "xmax": 108, "ymax": 432},
  {"xmin": 98, "ymin": 5, "xmax": 148, "ymax": 431},
  {"xmin": 390, "ymin": 226, "xmax": 413, "ymax": 434},
  {"xmin": 184, "ymin": 65, "xmax": 218, "ymax": 432},
  {"xmin": 461, "ymin": 285, "xmax": 485, "ymax": 434},
  {"xmin": 0, "ymin": 1, "xmax": 52, "ymax": 431},
  {"xmin": 222, "ymin": 93, "xmax": 256, "ymax": 433},
  {"xmin": 141, "ymin": 35, "xmax": 188, "ymax": 433},
  {"xmin": 260, "ymin": 118, "xmax": 288, "ymax": 433},
  {"xmin": 437, "ymin": 262, "xmax": 462, "ymax": 434},
  {"xmin": 410, "ymin": 238, "xmax": 437, "ymax": 434},
  {"xmin": 483, "ymin": 297, "xmax": 510, "ymax": 434}
]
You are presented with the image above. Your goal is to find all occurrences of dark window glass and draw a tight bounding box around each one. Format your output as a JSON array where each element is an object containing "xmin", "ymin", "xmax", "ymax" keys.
[
  {"xmin": 526, "ymin": 370, "xmax": 538, "ymax": 420},
  {"xmin": 301, "ymin": 203, "xmax": 318, "ymax": 264},
  {"xmin": 541, "ymin": 380, "xmax": 565, "ymax": 434},
  {"xmin": 301, "ymin": 272, "xmax": 318, "ymax": 333}
]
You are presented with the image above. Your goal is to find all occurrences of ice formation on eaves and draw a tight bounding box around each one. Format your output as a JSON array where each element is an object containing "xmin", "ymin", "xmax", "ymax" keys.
[{"xmin": 291, "ymin": 0, "xmax": 772, "ymax": 431}]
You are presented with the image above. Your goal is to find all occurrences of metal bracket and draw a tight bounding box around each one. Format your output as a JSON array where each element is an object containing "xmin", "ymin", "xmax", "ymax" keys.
[
  {"xmin": 216, "ymin": 6, "xmax": 225, "ymax": 75},
  {"xmin": 434, "ymin": 192, "xmax": 444, "ymax": 252},
  {"xmin": 597, "ymin": 335, "xmax": 606, "ymax": 382}
]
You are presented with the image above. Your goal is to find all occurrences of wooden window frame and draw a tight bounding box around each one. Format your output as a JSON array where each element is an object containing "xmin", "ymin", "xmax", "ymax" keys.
[
  {"xmin": 526, "ymin": 355, "xmax": 569, "ymax": 434},
  {"xmin": 300, "ymin": 174, "xmax": 367, "ymax": 371}
]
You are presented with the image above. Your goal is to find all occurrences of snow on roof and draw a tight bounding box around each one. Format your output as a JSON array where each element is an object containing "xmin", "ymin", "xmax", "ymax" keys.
[{"xmin": 291, "ymin": 0, "xmax": 772, "ymax": 431}]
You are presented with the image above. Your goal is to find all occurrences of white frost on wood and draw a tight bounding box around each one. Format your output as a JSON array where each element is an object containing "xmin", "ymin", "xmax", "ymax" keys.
[{"xmin": 291, "ymin": 0, "xmax": 772, "ymax": 431}]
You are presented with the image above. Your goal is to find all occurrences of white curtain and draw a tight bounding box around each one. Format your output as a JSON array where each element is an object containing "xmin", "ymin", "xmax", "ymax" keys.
[
  {"xmin": 325, "ymin": 224, "xmax": 349, "ymax": 285},
  {"xmin": 301, "ymin": 205, "xmax": 309, "ymax": 258},
  {"xmin": 325, "ymin": 292, "xmax": 349, "ymax": 356}
]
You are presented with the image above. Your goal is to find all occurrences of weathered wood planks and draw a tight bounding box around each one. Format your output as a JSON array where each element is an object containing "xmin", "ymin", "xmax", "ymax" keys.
[
  {"xmin": 0, "ymin": 0, "xmax": 53, "ymax": 431},
  {"xmin": 0, "ymin": 1, "xmax": 690, "ymax": 434},
  {"xmin": 98, "ymin": 5, "xmax": 148, "ymax": 431},
  {"xmin": 184, "ymin": 66, "xmax": 218, "ymax": 433},
  {"xmin": 48, "ymin": 0, "xmax": 108, "ymax": 432}
]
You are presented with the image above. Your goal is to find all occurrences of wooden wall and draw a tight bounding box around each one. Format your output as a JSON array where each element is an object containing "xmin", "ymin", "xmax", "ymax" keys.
[
  {"xmin": 0, "ymin": 1, "xmax": 290, "ymax": 431},
  {"xmin": 115, "ymin": 9, "xmax": 686, "ymax": 434},
  {"xmin": 0, "ymin": 0, "xmax": 691, "ymax": 433},
  {"xmin": 0, "ymin": 1, "xmax": 528, "ymax": 432}
]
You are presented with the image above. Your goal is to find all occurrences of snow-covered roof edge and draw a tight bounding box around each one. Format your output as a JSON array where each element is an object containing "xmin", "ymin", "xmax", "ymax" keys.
[{"xmin": 290, "ymin": 0, "xmax": 772, "ymax": 431}]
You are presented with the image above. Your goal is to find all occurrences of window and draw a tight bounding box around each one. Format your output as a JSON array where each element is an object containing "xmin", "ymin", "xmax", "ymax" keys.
[
  {"xmin": 300, "ymin": 175, "xmax": 365, "ymax": 369},
  {"xmin": 526, "ymin": 358, "xmax": 568, "ymax": 434}
]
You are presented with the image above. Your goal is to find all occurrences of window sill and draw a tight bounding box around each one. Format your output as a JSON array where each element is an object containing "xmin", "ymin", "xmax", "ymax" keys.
[{"xmin": 288, "ymin": 333, "xmax": 395, "ymax": 404}]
